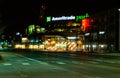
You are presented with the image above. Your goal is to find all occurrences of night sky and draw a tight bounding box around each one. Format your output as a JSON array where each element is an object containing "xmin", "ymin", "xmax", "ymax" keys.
[
  {"xmin": 46, "ymin": 0, "xmax": 119, "ymax": 15},
  {"xmin": 1, "ymin": 0, "xmax": 119, "ymax": 34}
]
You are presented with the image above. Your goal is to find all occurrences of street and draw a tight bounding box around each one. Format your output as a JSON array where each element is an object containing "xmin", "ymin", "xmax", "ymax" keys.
[{"xmin": 0, "ymin": 50, "xmax": 120, "ymax": 78}]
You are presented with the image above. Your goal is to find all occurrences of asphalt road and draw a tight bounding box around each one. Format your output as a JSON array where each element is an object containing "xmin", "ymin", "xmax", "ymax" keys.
[{"xmin": 0, "ymin": 51, "xmax": 120, "ymax": 78}]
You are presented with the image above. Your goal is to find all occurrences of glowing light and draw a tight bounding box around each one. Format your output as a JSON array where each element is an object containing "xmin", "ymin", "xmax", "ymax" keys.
[
  {"xmin": 81, "ymin": 18, "xmax": 91, "ymax": 31},
  {"xmin": 76, "ymin": 13, "xmax": 89, "ymax": 21},
  {"xmin": 16, "ymin": 32, "xmax": 20, "ymax": 35},
  {"xmin": 22, "ymin": 37, "xmax": 29, "ymax": 43},
  {"xmin": 99, "ymin": 31, "xmax": 105, "ymax": 34},
  {"xmin": 52, "ymin": 16, "xmax": 75, "ymax": 21},
  {"xmin": 67, "ymin": 37, "xmax": 79, "ymax": 39},
  {"xmin": 99, "ymin": 45, "xmax": 104, "ymax": 48},
  {"xmin": 36, "ymin": 28, "xmax": 41, "ymax": 33},
  {"xmin": 46, "ymin": 16, "xmax": 51, "ymax": 22},
  {"xmin": 46, "ymin": 13, "xmax": 89, "ymax": 22},
  {"xmin": 28, "ymin": 24, "xmax": 35, "ymax": 34},
  {"xmin": 41, "ymin": 5, "xmax": 46, "ymax": 9},
  {"xmin": 118, "ymin": 8, "xmax": 120, "ymax": 11},
  {"xmin": 15, "ymin": 44, "xmax": 25, "ymax": 49},
  {"xmin": 39, "ymin": 45, "xmax": 44, "ymax": 49},
  {"xmin": 85, "ymin": 33, "xmax": 90, "ymax": 36},
  {"xmin": 67, "ymin": 21, "xmax": 72, "ymax": 26}
]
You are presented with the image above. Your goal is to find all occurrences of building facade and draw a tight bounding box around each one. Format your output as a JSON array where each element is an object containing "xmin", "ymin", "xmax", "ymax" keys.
[
  {"xmin": 85, "ymin": 8, "xmax": 120, "ymax": 52},
  {"xmin": 15, "ymin": 8, "xmax": 120, "ymax": 53}
]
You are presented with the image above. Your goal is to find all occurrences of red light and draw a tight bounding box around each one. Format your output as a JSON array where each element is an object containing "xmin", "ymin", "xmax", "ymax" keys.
[
  {"xmin": 67, "ymin": 21, "xmax": 72, "ymax": 26},
  {"xmin": 41, "ymin": 5, "xmax": 46, "ymax": 9},
  {"xmin": 81, "ymin": 18, "xmax": 91, "ymax": 31}
]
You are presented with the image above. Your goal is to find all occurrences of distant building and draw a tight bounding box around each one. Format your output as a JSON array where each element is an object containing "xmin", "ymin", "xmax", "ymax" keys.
[
  {"xmin": 42, "ymin": 8, "xmax": 120, "ymax": 52},
  {"xmin": 86, "ymin": 8, "xmax": 120, "ymax": 52},
  {"xmin": 23, "ymin": 8, "xmax": 120, "ymax": 52}
]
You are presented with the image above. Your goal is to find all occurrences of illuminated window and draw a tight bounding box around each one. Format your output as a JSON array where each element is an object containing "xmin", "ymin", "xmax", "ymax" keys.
[
  {"xmin": 28, "ymin": 25, "xmax": 35, "ymax": 34},
  {"xmin": 36, "ymin": 28, "xmax": 41, "ymax": 33}
]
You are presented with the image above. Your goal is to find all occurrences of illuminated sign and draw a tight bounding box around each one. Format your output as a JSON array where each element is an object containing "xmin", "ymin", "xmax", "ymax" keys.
[
  {"xmin": 46, "ymin": 16, "xmax": 51, "ymax": 22},
  {"xmin": 46, "ymin": 16, "xmax": 75, "ymax": 22},
  {"xmin": 81, "ymin": 18, "xmax": 91, "ymax": 31},
  {"xmin": 46, "ymin": 13, "xmax": 89, "ymax": 22},
  {"xmin": 76, "ymin": 13, "xmax": 89, "ymax": 21},
  {"xmin": 52, "ymin": 16, "xmax": 75, "ymax": 21}
]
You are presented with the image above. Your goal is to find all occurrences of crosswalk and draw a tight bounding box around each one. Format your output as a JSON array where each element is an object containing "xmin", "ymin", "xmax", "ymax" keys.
[
  {"xmin": 1, "ymin": 59, "xmax": 109, "ymax": 67},
  {"xmin": 1, "ymin": 58, "xmax": 120, "ymax": 68},
  {"xmin": 0, "ymin": 61, "xmax": 66, "ymax": 66},
  {"xmin": 1, "ymin": 58, "xmax": 120, "ymax": 67},
  {"xmin": 0, "ymin": 60, "xmax": 84, "ymax": 66},
  {"xmin": 1, "ymin": 52, "xmax": 120, "ymax": 67}
]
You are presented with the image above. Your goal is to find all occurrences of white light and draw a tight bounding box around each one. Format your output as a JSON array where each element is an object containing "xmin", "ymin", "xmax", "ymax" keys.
[
  {"xmin": 92, "ymin": 45, "xmax": 97, "ymax": 48},
  {"xmin": 99, "ymin": 45, "xmax": 104, "ymax": 48},
  {"xmin": 67, "ymin": 37, "xmax": 79, "ymax": 39},
  {"xmin": 118, "ymin": 8, "xmax": 120, "ymax": 11},
  {"xmin": 85, "ymin": 33, "xmax": 90, "ymax": 36},
  {"xmin": 52, "ymin": 16, "xmax": 75, "ymax": 21},
  {"xmin": 99, "ymin": 31, "xmax": 105, "ymax": 34},
  {"xmin": 86, "ymin": 45, "xmax": 89, "ymax": 47},
  {"xmin": 16, "ymin": 32, "xmax": 20, "ymax": 35}
]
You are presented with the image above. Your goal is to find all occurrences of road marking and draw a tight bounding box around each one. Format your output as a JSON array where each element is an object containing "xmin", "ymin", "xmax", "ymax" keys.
[
  {"xmin": 56, "ymin": 62, "xmax": 66, "ymax": 64},
  {"xmin": 22, "ymin": 63, "xmax": 30, "ymax": 65},
  {"xmin": 72, "ymin": 61, "xmax": 79, "ymax": 64},
  {"xmin": 3, "ymin": 63, "xmax": 12, "ymax": 66},
  {"xmin": 15, "ymin": 53, "xmax": 49, "ymax": 65}
]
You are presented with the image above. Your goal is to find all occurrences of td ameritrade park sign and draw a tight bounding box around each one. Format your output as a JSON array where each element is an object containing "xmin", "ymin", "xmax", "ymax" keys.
[{"xmin": 46, "ymin": 13, "xmax": 89, "ymax": 22}]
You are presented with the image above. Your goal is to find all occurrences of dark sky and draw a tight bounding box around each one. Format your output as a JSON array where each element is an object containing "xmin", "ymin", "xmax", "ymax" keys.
[
  {"xmin": 1, "ymin": 0, "xmax": 119, "ymax": 34},
  {"xmin": 46, "ymin": 0, "xmax": 119, "ymax": 15}
]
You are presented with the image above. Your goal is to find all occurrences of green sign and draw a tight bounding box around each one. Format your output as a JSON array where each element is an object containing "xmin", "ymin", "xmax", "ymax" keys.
[
  {"xmin": 46, "ymin": 13, "xmax": 89, "ymax": 22},
  {"xmin": 46, "ymin": 16, "xmax": 51, "ymax": 22},
  {"xmin": 76, "ymin": 13, "xmax": 89, "ymax": 21}
]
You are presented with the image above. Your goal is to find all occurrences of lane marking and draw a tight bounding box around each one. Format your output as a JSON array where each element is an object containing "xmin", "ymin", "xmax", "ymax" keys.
[
  {"xmin": 3, "ymin": 63, "xmax": 12, "ymax": 66},
  {"xmin": 56, "ymin": 62, "xmax": 66, "ymax": 64},
  {"xmin": 72, "ymin": 61, "xmax": 79, "ymax": 64},
  {"xmin": 22, "ymin": 63, "xmax": 30, "ymax": 65},
  {"xmin": 15, "ymin": 53, "xmax": 49, "ymax": 65}
]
